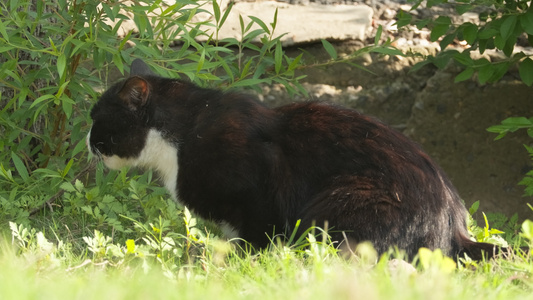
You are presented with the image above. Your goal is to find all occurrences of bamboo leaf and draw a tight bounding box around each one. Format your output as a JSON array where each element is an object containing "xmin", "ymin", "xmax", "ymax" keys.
[
  {"xmin": 213, "ymin": 0, "xmax": 220, "ymax": 23},
  {"xmin": 249, "ymin": 16, "xmax": 270, "ymax": 35},
  {"xmin": 57, "ymin": 53, "xmax": 67, "ymax": 79},
  {"xmin": 275, "ymin": 41, "xmax": 283, "ymax": 74},
  {"xmin": 219, "ymin": 1, "xmax": 234, "ymax": 28},
  {"xmin": 230, "ymin": 78, "xmax": 267, "ymax": 88},
  {"xmin": 0, "ymin": 19, "xmax": 10, "ymax": 42},
  {"xmin": 321, "ymin": 39, "xmax": 337, "ymax": 60},
  {"xmin": 30, "ymin": 94, "xmax": 55, "ymax": 109},
  {"xmin": 11, "ymin": 152, "xmax": 29, "ymax": 182},
  {"xmin": 271, "ymin": 8, "xmax": 278, "ymax": 32},
  {"xmin": 374, "ymin": 25, "xmax": 382, "ymax": 45}
]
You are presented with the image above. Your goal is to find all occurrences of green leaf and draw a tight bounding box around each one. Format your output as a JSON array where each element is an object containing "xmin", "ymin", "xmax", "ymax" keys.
[
  {"xmin": 478, "ymin": 63, "xmax": 495, "ymax": 84},
  {"xmin": 416, "ymin": 19, "xmax": 430, "ymax": 30},
  {"xmin": 61, "ymin": 159, "xmax": 75, "ymax": 178},
  {"xmin": 520, "ymin": 12, "xmax": 533, "ymax": 35},
  {"xmin": 456, "ymin": 4, "xmax": 472, "ymax": 14},
  {"xmin": 522, "ymin": 220, "xmax": 533, "ymax": 243},
  {"xmin": 519, "ymin": 57, "xmax": 533, "ymax": 86},
  {"xmin": 500, "ymin": 15, "xmax": 517, "ymax": 41},
  {"xmin": 321, "ymin": 39, "xmax": 337, "ymax": 60},
  {"xmin": 230, "ymin": 78, "xmax": 267, "ymax": 88},
  {"xmin": 478, "ymin": 28, "xmax": 498, "ymax": 39},
  {"xmin": 494, "ymin": 34, "xmax": 505, "ymax": 51},
  {"xmin": 454, "ymin": 67, "xmax": 474, "ymax": 82},
  {"xmin": 453, "ymin": 51, "xmax": 473, "ymax": 66},
  {"xmin": 469, "ymin": 200, "xmax": 480, "ymax": 215},
  {"xmin": 249, "ymin": 16, "xmax": 270, "ymax": 35},
  {"xmin": 196, "ymin": 48, "xmax": 206, "ymax": 74},
  {"xmin": 462, "ymin": 23, "xmax": 478, "ymax": 45},
  {"xmin": 410, "ymin": 59, "xmax": 433, "ymax": 73},
  {"xmin": 102, "ymin": 2, "xmax": 115, "ymax": 21},
  {"xmin": 271, "ymin": 8, "xmax": 279, "ymax": 31},
  {"xmin": 490, "ymin": 63, "xmax": 509, "ymax": 82},
  {"xmin": 503, "ymin": 36, "xmax": 516, "ymax": 57},
  {"xmin": 30, "ymin": 94, "xmax": 55, "ymax": 109},
  {"xmin": 219, "ymin": 1, "xmax": 233, "ymax": 28},
  {"xmin": 57, "ymin": 53, "xmax": 67, "ymax": 79},
  {"xmin": 274, "ymin": 41, "xmax": 282, "ymax": 74},
  {"xmin": 240, "ymin": 59, "xmax": 253, "ymax": 79},
  {"xmin": 395, "ymin": 10, "xmax": 412, "ymax": 28},
  {"xmin": 374, "ymin": 25, "xmax": 382, "ymax": 45},
  {"xmin": 288, "ymin": 53, "xmax": 303, "ymax": 71},
  {"xmin": 61, "ymin": 95, "xmax": 74, "ymax": 118},
  {"xmin": 501, "ymin": 116, "xmax": 533, "ymax": 127},
  {"xmin": 113, "ymin": 53, "xmax": 124, "ymax": 75},
  {"xmin": 239, "ymin": 14, "xmax": 245, "ymax": 34},
  {"xmin": 439, "ymin": 33, "xmax": 456, "ymax": 50},
  {"xmin": 370, "ymin": 46, "xmax": 404, "ymax": 56},
  {"xmin": 11, "ymin": 152, "xmax": 29, "ymax": 182},
  {"xmin": 0, "ymin": 19, "xmax": 10, "ymax": 42},
  {"xmin": 430, "ymin": 16, "xmax": 451, "ymax": 42},
  {"xmin": 0, "ymin": 45, "xmax": 15, "ymax": 53},
  {"xmin": 55, "ymin": 80, "xmax": 70, "ymax": 98},
  {"xmin": 213, "ymin": 0, "xmax": 221, "ymax": 23}
]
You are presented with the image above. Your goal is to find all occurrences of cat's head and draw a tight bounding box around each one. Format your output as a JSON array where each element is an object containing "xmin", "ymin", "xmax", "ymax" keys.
[{"xmin": 87, "ymin": 59, "xmax": 156, "ymax": 169}]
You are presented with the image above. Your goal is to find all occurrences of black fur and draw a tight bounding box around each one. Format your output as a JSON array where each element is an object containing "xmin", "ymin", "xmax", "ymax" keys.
[{"xmin": 88, "ymin": 59, "xmax": 498, "ymax": 260}]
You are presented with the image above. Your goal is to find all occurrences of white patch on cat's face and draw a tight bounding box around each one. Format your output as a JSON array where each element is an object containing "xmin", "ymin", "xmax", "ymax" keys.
[{"xmin": 87, "ymin": 129, "xmax": 179, "ymax": 200}]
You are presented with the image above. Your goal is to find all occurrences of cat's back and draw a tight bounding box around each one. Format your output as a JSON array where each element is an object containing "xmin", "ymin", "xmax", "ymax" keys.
[
  {"xmin": 271, "ymin": 101, "xmax": 448, "ymax": 203},
  {"xmin": 273, "ymin": 101, "xmax": 431, "ymax": 168}
]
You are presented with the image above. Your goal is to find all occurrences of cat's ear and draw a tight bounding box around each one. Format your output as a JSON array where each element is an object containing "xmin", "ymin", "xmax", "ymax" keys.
[
  {"xmin": 130, "ymin": 59, "xmax": 156, "ymax": 77},
  {"xmin": 119, "ymin": 76, "xmax": 150, "ymax": 110}
]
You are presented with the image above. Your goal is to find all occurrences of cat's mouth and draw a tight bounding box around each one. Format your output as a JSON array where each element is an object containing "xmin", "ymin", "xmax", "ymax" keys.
[{"xmin": 86, "ymin": 130, "xmax": 134, "ymax": 170}]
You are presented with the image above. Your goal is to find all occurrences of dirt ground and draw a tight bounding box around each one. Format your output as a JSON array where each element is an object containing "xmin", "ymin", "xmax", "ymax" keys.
[{"xmin": 261, "ymin": 42, "xmax": 533, "ymax": 222}]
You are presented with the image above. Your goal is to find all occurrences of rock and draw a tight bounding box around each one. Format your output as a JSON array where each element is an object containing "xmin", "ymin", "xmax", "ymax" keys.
[{"xmin": 194, "ymin": 0, "xmax": 374, "ymax": 46}]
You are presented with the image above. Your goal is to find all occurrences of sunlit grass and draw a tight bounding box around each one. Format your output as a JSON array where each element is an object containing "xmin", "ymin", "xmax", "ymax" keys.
[{"xmin": 0, "ymin": 230, "xmax": 532, "ymax": 300}]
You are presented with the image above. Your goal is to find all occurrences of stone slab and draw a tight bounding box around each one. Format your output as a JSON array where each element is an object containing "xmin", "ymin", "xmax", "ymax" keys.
[
  {"xmin": 113, "ymin": 1, "xmax": 374, "ymax": 46},
  {"xmin": 196, "ymin": 1, "xmax": 374, "ymax": 46}
]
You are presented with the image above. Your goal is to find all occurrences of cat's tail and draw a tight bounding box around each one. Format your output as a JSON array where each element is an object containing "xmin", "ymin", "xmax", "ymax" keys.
[
  {"xmin": 455, "ymin": 233, "xmax": 500, "ymax": 261},
  {"xmin": 456, "ymin": 234, "xmax": 531, "ymax": 261}
]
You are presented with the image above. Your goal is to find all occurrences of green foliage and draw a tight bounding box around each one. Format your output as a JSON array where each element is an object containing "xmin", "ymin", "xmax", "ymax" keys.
[
  {"xmin": 467, "ymin": 201, "xmax": 511, "ymax": 247},
  {"xmin": 487, "ymin": 118, "xmax": 533, "ymax": 196},
  {"xmin": 402, "ymin": 0, "xmax": 533, "ymax": 85},
  {"xmin": 0, "ymin": 0, "xmax": 399, "ymax": 257},
  {"xmin": 398, "ymin": 0, "xmax": 533, "ymax": 196}
]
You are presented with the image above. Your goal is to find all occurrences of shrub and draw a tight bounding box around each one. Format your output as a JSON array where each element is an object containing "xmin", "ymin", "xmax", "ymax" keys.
[{"xmin": 0, "ymin": 0, "xmax": 397, "ymax": 249}]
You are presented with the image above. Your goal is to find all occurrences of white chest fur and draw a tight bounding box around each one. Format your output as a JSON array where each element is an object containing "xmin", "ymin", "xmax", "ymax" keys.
[
  {"xmin": 134, "ymin": 129, "xmax": 179, "ymax": 200},
  {"xmin": 89, "ymin": 129, "xmax": 179, "ymax": 199}
]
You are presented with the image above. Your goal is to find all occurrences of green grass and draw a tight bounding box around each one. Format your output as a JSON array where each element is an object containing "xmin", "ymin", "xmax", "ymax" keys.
[{"xmin": 1, "ymin": 225, "xmax": 532, "ymax": 300}]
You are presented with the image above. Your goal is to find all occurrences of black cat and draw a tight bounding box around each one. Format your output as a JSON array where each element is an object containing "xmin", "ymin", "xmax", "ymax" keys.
[{"xmin": 88, "ymin": 59, "xmax": 497, "ymax": 260}]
